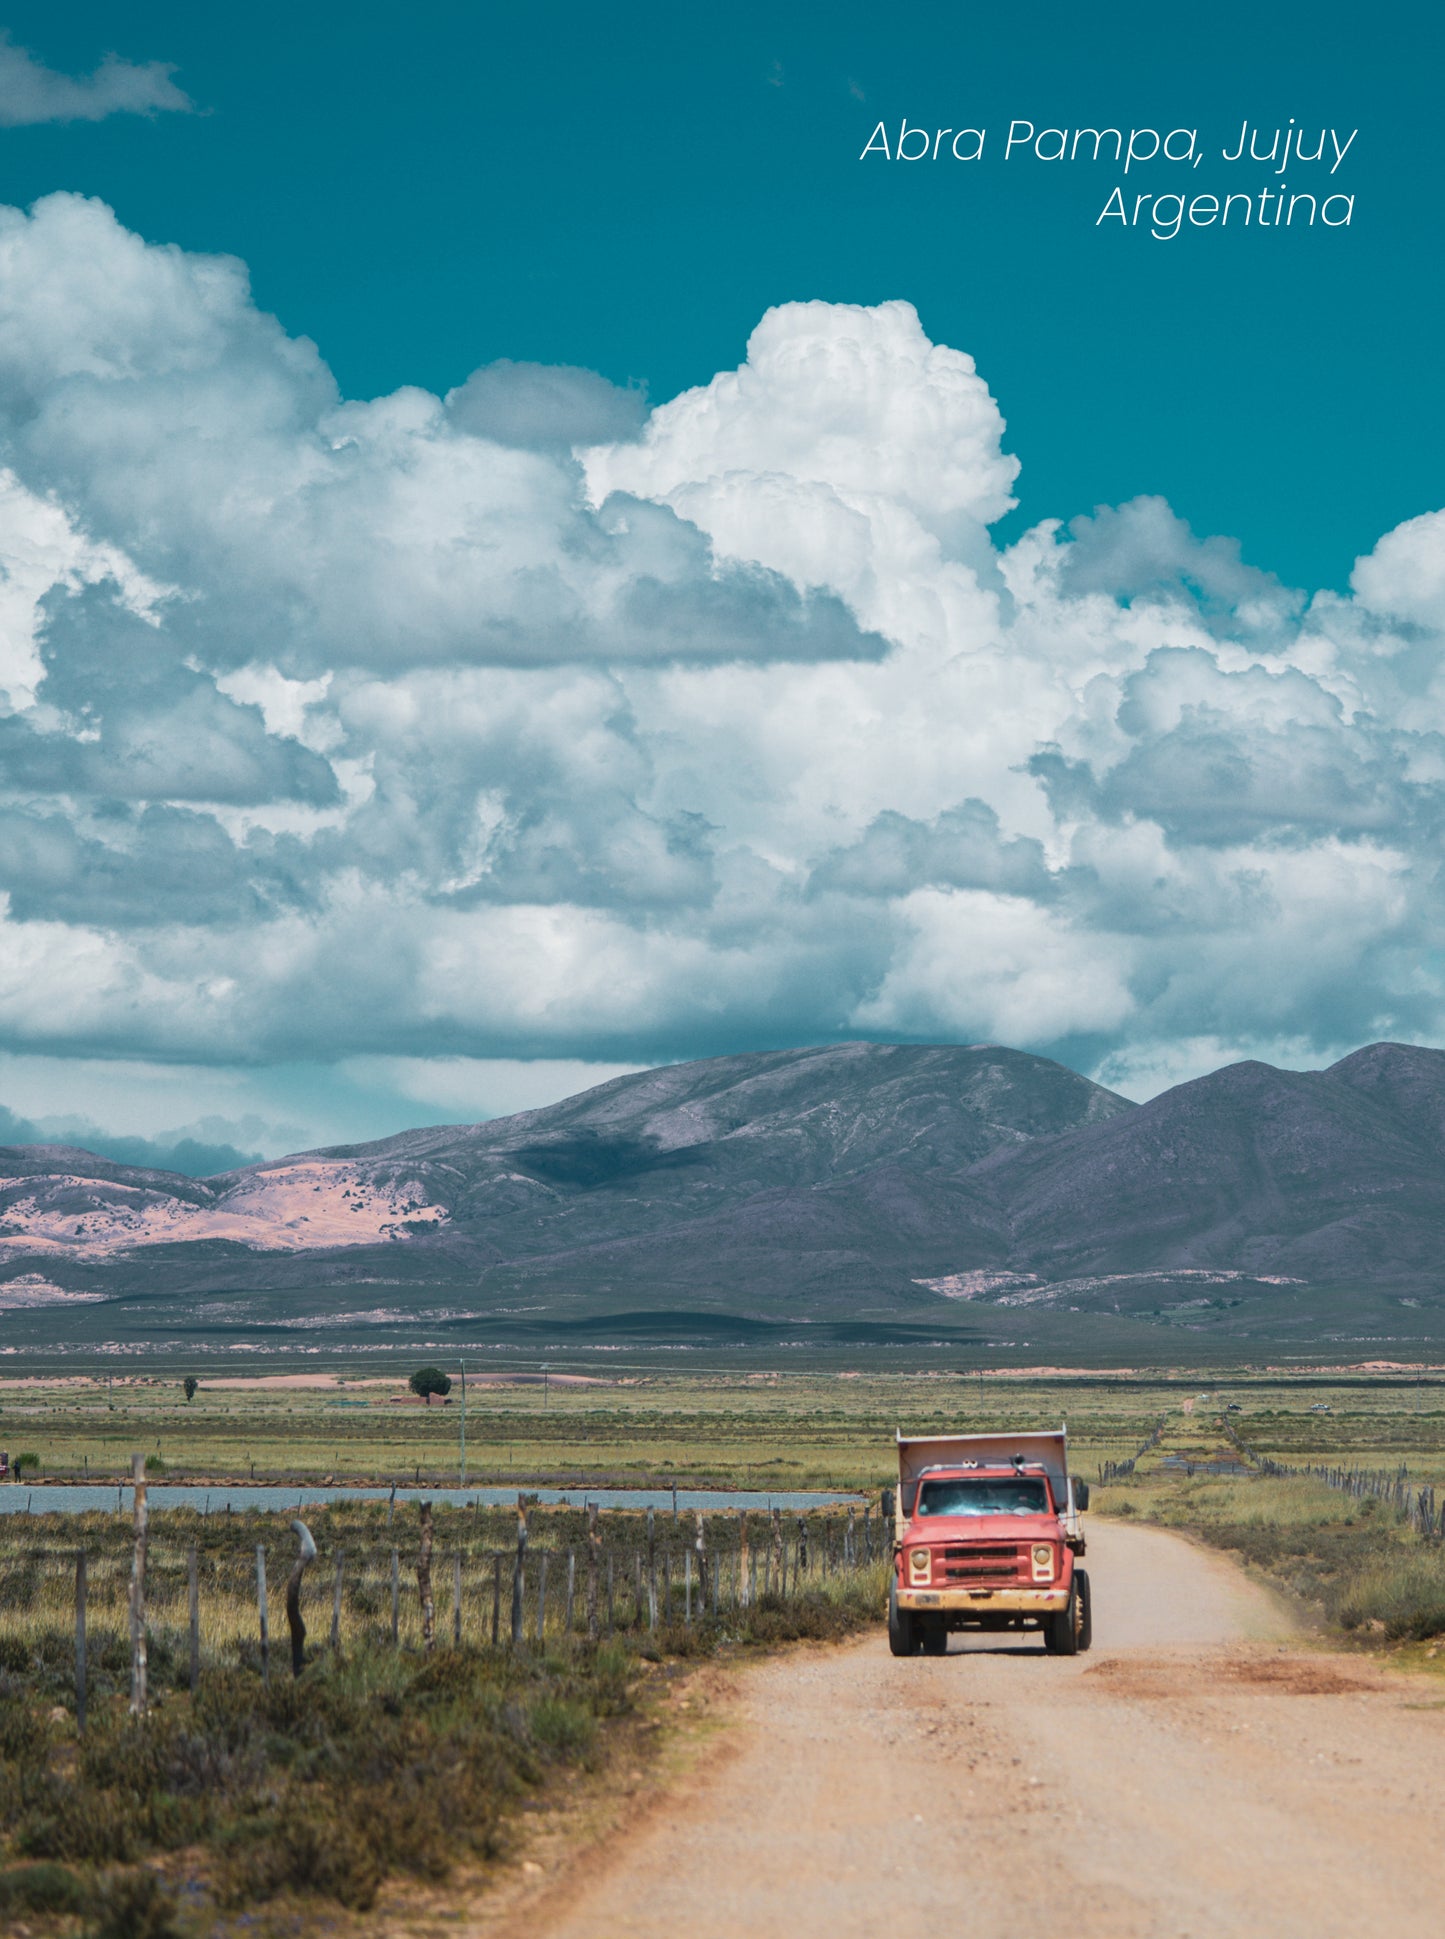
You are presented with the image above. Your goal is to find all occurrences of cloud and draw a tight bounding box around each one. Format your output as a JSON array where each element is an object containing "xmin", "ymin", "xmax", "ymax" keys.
[
  {"xmin": 0, "ymin": 197, "xmax": 880, "ymax": 677},
  {"xmin": 808, "ymin": 803, "xmax": 1052, "ymax": 899},
  {"xmin": 1351, "ymin": 510, "xmax": 1445, "ymax": 631},
  {"xmin": 0, "ymin": 197, "xmax": 1443, "ymax": 1114},
  {"xmin": 0, "ymin": 33, "xmax": 193, "ymax": 127},
  {"xmin": 445, "ymin": 360, "xmax": 648, "ymax": 452}
]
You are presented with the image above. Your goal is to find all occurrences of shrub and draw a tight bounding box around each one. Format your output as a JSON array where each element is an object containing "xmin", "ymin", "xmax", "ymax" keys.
[
  {"xmin": 528, "ymin": 1695, "xmax": 596, "ymax": 1758},
  {"xmin": 0, "ymin": 1861, "xmax": 86, "ymax": 1915},
  {"xmin": 18, "ymin": 1783, "xmax": 138, "ymax": 1864},
  {"xmin": 218, "ymin": 1809, "xmax": 383, "ymax": 1911},
  {"xmin": 13, "ymin": 1452, "xmax": 39, "ymax": 1473},
  {"xmin": 87, "ymin": 1867, "xmax": 190, "ymax": 1939}
]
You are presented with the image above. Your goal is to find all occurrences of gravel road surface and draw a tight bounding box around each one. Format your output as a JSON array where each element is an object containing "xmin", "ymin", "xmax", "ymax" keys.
[{"xmin": 496, "ymin": 1521, "xmax": 1445, "ymax": 1939}]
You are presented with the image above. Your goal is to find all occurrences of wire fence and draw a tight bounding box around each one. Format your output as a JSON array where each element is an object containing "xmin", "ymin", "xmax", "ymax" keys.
[{"xmin": 0, "ymin": 1483, "xmax": 890, "ymax": 1724}]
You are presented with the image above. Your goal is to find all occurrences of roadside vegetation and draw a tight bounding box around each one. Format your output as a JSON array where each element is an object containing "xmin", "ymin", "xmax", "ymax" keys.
[
  {"xmin": 1101, "ymin": 1464, "xmax": 1445, "ymax": 1645},
  {"xmin": 0, "ymin": 1500, "xmax": 887, "ymax": 1936}
]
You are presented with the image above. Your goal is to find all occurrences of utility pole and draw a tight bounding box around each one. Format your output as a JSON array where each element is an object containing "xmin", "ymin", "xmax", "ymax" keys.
[{"xmin": 458, "ymin": 1361, "xmax": 466, "ymax": 1487}]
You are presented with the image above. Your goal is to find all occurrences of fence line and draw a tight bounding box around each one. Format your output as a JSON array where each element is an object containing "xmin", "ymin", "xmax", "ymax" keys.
[
  {"xmin": 5, "ymin": 1492, "xmax": 887, "ymax": 1721},
  {"xmin": 1097, "ymin": 1416, "xmax": 1167, "ymax": 1484}
]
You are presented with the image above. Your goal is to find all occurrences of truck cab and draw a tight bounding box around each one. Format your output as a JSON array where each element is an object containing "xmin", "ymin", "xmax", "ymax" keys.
[{"xmin": 889, "ymin": 1428, "xmax": 1092, "ymax": 1657}]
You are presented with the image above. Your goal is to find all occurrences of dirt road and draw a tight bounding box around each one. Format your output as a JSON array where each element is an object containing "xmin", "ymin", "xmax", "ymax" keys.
[{"xmin": 502, "ymin": 1521, "xmax": 1445, "ymax": 1939}]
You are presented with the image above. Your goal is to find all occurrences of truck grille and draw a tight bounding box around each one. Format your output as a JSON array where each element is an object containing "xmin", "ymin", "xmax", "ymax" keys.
[{"xmin": 937, "ymin": 1544, "xmax": 1026, "ymax": 1583}]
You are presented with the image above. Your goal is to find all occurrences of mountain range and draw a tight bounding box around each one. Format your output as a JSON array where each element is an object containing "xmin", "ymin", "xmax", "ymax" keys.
[{"xmin": 5, "ymin": 1039, "xmax": 1445, "ymax": 1358}]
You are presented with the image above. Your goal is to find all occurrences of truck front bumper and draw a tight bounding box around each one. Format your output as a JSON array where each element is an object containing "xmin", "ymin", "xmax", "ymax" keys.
[{"xmin": 897, "ymin": 1586, "xmax": 1070, "ymax": 1614}]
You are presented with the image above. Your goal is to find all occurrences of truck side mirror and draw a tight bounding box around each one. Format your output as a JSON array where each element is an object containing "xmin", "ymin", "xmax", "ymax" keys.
[{"xmin": 1072, "ymin": 1477, "xmax": 1090, "ymax": 1512}]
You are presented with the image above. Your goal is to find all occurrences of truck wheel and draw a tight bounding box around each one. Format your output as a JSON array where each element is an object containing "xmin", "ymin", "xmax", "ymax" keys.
[
  {"xmin": 1043, "ymin": 1586, "xmax": 1080, "ymax": 1656},
  {"xmin": 888, "ymin": 1578, "xmax": 919, "ymax": 1657},
  {"xmin": 920, "ymin": 1621, "xmax": 948, "ymax": 1656},
  {"xmin": 1075, "ymin": 1569, "xmax": 1092, "ymax": 1653}
]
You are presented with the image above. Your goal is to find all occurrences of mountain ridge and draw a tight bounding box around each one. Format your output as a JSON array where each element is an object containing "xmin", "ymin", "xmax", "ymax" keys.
[{"xmin": 5, "ymin": 1039, "xmax": 1445, "ymax": 1353}]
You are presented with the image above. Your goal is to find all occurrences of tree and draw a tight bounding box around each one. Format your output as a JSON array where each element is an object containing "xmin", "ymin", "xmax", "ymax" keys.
[
  {"xmin": 409, "ymin": 1366, "xmax": 452, "ymax": 1406},
  {"xmin": 183, "ymin": 1376, "xmax": 198, "ymax": 1402}
]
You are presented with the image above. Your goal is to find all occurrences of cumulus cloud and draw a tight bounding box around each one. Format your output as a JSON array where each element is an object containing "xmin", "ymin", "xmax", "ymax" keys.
[
  {"xmin": 445, "ymin": 360, "xmax": 648, "ymax": 452},
  {"xmin": 0, "ymin": 33, "xmax": 193, "ymax": 126},
  {"xmin": 1351, "ymin": 510, "xmax": 1445, "ymax": 632},
  {"xmin": 0, "ymin": 194, "xmax": 1443, "ymax": 1124},
  {"xmin": 0, "ymin": 197, "xmax": 879, "ymax": 677}
]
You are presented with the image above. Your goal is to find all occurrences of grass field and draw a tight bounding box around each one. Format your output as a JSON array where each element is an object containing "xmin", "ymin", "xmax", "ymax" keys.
[{"xmin": 6, "ymin": 1365, "xmax": 1445, "ymax": 1491}]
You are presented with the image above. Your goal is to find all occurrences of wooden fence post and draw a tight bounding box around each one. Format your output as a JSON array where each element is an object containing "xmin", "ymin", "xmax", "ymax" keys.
[
  {"xmin": 771, "ymin": 1508, "xmax": 784, "ymax": 1596},
  {"xmin": 188, "ymin": 1542, "xmax": 199, "ymax": 1692},
  {"xmin": 566, "ymin": 1549, "xmax": 576, "ymax": 1633},
  {"xmin": 586, "ymin": 1503, "xmax": 600, "ymax": 1640},
  {"xmin": 128, "ymin": 1452, "xmax": 148, "ymax": 1716},
  {"xmin": 418, "ymin": 1502, "xmax": 435, "ymax": 1652},
  {"xmin": 796, "ymin": 1517, "xmax": 809, "ymax": 1577},
  {"xmin": 633, "ymin": 1549, "xmax": 643, "ymax": 1627},
  {"xmin": 286, "ymin": 1520, "xmax": 317, "ymax": 1678},
  {"xmin": 390, "ymin": 1547, "xmax": 400, "ymax": 1646},
  {"xmin": 847, "ymin": 1506, "xmax": 857, "ymax": 1566},
  {"xmin": 684, "ymin": 1548, "xmax": 693, "ymax": 1623},
  {"xmin": 536, "ymin": 1551, "xmax": 549, "ymax": 1644},
  {"xmin": 647, "ymin": 1508, "xmax": 657, "ymax": 1631},
  {"xmin": 491, "ymin": 1552, "xmax": 502, "ymax": 1646},
  {"xmin": 694, "ymin": 1510, "xmax": 709, "ymax": 1613},
  {"xmin": 256, "ymin": 1545, "xmax": 269, "ymax": 1686},
  {"xmin": 511, "ymin": 1496, "xmax": 528, "ymax": 1649},
  {"xmin": 453, "ymin": 1552, "xmax": 463, "ymax": 1647},
  {"xmin": 331, "ymin": 1549, "xmax": 345, "ymax": 1653},
  {"xmin": 75, "ymin": 1550, "xmax": 87, "ymax": 1735},
  {"xmin": 737, "ymin": 1510, "xmax": 750, "ymax": 1609}
]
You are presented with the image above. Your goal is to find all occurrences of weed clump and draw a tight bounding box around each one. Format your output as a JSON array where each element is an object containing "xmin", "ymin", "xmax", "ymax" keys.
[{"xmin": 1335, "ymin": 1554, "xmax": 1445, "ymax": 1640}]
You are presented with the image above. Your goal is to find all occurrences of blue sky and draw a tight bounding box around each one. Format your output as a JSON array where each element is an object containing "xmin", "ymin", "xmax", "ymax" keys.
[
  {"xmin": 4, "ymin": 0, "xmax": 1437, "ymax": 592},
  {"xmin": 0, "ymin": 3, "xmax": 1441, "ymax": 1168}
]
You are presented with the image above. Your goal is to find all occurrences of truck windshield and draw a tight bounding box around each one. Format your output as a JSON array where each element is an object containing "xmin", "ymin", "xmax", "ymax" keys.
[{"xmin": 916, "ymin": 1478, "xmax": 1050, "ymax": 1517}]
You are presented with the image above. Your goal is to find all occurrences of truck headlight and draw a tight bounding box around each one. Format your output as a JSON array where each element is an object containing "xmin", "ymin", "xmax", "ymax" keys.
[
  {"xmin": 908, "ymin": 1547, "xmax": 932, "ymax": 1585},
  {"xmin": 1031, "ymin": 1544, "xmax": 1055, "ymax": 1581}
]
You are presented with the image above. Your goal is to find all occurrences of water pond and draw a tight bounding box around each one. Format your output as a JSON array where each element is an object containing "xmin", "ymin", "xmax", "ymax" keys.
[{"xmin": 0, "ymin": 1482, "xmax": 862, "ymax": 1517}]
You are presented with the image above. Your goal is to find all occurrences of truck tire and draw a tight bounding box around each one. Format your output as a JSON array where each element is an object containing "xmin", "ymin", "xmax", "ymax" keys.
[
  {"xmin": 888, "ymin": 1578, "xmax": 919, "ymax": 1657},
  {"xmin": 920, "ymin": 1621, "xmax": 948, "ymax": 1656},
  {"xmin": 1043, "ymin": 1583, "xmax": 1080, "ymax": 1656},
  {"xmin": 1075, "ymin": 1568, "xmax": 1092, "ymax": 1652}
]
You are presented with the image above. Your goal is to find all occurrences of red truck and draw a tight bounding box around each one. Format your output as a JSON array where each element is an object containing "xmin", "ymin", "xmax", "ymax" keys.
[{"xmin": 889, "ymin": 1428, "xmax": 1092, "ymax": 1657}]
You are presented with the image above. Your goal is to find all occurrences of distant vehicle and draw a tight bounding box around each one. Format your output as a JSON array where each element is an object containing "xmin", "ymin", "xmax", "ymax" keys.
[{"xmin": 889, "ymin": 1429, "xmax": 1091, "ymax": 1657}]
